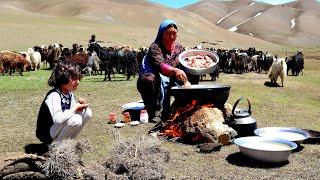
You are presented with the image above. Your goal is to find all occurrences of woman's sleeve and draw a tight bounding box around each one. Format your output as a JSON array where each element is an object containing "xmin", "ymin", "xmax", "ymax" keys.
[
  {"xmin": 149, "ymin": 43, "xmax": 165, "ymax": 72},
  {"xmin": 161, "ymin": 43, "xmax": 186, "ymax": 77},
  {"xmin": 45, "ymin": 92, "xmax": 75, "ymax": 124},
  {"xmin": 149, "ymin": 43, "xmax": 174, "ymax": 76}
]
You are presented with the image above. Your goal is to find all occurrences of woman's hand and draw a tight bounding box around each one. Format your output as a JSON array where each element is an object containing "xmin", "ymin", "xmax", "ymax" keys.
[{"xmin": 172, "ymin": 67, "xmax": 188, "ymax": 83}]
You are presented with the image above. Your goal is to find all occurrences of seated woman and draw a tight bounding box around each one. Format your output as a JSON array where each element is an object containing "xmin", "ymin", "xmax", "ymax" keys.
[{"xmin": 137, "ymin": 19, "xmax": 199, "ymax": 123}]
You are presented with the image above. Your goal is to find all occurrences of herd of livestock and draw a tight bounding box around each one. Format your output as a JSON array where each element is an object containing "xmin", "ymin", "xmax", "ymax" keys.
[{"xmin": 0, "ymin": 43, "xmax": 304, "ymax": 86}]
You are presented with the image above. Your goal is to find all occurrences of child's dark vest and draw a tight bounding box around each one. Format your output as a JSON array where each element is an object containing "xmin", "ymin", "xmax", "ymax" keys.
[
  {"xmin": 36, "ymin": 89, "xmax": 56, "ymax": 144},
  {"xmin": 36, "ymin": 89, "xmax": 72, "ymax": 144}
]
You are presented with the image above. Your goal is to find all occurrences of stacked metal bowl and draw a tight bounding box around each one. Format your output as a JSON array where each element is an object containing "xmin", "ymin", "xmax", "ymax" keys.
[
  {"xmin": 178, "ymin": 49, "xmax": 219, "ymax": 75},
  {"xmin": 233, "ymin": 127, "xmax": 310, "ymax": 163}
]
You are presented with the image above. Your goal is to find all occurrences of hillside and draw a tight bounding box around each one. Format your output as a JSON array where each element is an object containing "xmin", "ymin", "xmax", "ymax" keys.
[
  {"xmin": 0, "ymin": 0, "xmax": 282, "ymax": 52},
  {"xmin": 184, "ymin": 0, "xmax": 320, "ymax": 48}
]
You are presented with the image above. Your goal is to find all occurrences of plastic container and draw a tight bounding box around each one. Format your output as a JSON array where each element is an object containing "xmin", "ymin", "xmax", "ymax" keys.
[
  {"xmin": 109, "ymin": 112, "xmax": 117, "ymax": 124},
  {"xmin": 122, "ymin": 109, "xmax": 140, "ymax": 121},
  {"xmin": 122, "ymin": 112, "xmax": 131, "ymax": 123},
  {"xmin": 140, "ymin": 110, "xmax": 149, "ymax": 124}
]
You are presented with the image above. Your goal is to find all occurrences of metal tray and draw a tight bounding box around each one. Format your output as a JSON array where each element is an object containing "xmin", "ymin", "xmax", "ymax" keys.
[{"xmin": 254, "ymin": 127, "xmax": 310, "ymax": 144}]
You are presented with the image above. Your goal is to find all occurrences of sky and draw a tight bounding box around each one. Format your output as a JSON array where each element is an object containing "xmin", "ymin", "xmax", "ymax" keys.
[
  {"xmin": 148, "ymin": 0, "xmax": 200, "ymax": 8},
  {"xmin": 147, "ymin": 0, "xmax": 318, "ymax": 8}
]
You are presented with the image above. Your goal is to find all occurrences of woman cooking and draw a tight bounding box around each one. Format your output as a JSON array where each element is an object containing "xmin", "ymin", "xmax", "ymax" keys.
[{"xmin": 137, "ymin": 19, "xmax": 198, "ymax": 123}]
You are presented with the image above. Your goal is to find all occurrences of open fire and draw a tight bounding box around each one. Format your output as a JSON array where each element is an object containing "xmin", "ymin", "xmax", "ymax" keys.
[{"xmin": 150, "ymin": 84, "xmax": 236, "ymax": 145}]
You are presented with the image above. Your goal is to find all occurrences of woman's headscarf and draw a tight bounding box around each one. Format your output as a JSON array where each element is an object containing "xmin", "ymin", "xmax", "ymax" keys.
[
  {"xmin": 155, "ymin": 19, "xmax": 178, "ymax": 43},
  {"xmin": 140, "ymin": 19, "xmax": 178, "ymax": 74}
]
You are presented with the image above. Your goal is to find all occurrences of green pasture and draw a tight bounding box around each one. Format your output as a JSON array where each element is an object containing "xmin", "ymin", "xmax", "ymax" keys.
[{"xmin": 0, "ymin": 65, "xmax": 319, "ymax": 179}]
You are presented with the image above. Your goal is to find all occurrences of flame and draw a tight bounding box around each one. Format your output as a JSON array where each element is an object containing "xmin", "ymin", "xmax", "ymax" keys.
[
  {"xmin": 159, "ymin": 124, "xmax": 184, "ymax": 138},
  {"xmin": 169, "ymin": 99, "xmax": 198, "ymax": 121},
  {"xmin": 200, "ymin": 103, "xmax": 215, "ymax": 109},
  {"xmin": 191, "ymin": 99, "xmax": 197, "ymax": 105},
  {"xmin": 157, "ymin": 99, "xmax": 220, "ymax": 144}
]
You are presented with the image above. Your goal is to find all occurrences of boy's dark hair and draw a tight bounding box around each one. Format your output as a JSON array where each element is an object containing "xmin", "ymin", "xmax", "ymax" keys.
[{"xmin": 48, "ymin": 61, "xmax": 83, "ymax": 88}]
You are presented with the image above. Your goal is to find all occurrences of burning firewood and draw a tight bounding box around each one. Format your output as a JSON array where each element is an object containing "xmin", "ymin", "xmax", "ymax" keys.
[
  {"xmin": 224, "ymin": 103, "xmax": 233, "ymax": 118},
  {"xmin": 187, "ymin": 107, "xmax": 232, "ymax": 145},
  {"xmin": 156, "ymin": 99, "xmax": 236, "ymax": 145}
]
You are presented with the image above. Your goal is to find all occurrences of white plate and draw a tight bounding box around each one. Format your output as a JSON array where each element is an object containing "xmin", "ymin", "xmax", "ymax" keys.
[
  {"xmin": 254, "ymin": 127, "xmax": 310, "ymax": 143},
  {"xmin": 129, "ymin": 121, "xmax": 140, "ymax": 126},
  {"xmin": 122, "ymin": 102, "xmax": 145, "ymax": 110},
  {"xmin": 114, "ymin": 123, "xmax": 125, "ymax": 128}
]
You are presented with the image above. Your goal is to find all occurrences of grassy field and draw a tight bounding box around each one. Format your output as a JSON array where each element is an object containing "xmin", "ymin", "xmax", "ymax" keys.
[{"xmin": 0, "ymin": 60, "xmax": 319, "ymax": 179}]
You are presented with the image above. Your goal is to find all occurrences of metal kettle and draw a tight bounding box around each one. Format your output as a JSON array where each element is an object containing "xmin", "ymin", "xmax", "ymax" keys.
[{"xmin": 229, "ymin": 97, "xmax": 257, "ymax": 137}]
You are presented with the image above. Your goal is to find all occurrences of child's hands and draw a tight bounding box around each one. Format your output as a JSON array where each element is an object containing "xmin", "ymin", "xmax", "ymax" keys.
[
  {"xmin": 75, "ymin": 97, "xmax": 89, "ymax": 112},
  {"xmin": 74, "ymin": 102, "xmax": 89, "ymax": 112},
  {"xmin": 78, "ymin": 97, "xmax": 86, "ymax": 104}
]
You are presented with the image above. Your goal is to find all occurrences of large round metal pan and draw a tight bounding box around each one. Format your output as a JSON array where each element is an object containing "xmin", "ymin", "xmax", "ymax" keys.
[
  {"xmin": 170, "ymin": 84, "xmax": 231, "ymax": 107},
  {"xmin": 171, "ymin": 84, "xmax": 230, "ymax": 90},
  {"xmin": 254, "ymin": 127, "xmax": 310, "ymax": 144}
]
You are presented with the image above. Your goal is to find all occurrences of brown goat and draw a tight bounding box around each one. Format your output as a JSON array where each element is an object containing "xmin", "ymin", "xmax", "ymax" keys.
[{"xmin": 69, "ymin": 52, "xmax": 89, "ymax": 69}]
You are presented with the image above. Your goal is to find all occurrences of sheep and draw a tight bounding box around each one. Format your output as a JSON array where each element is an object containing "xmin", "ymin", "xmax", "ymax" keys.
[
  {"xmin": 0, "ymin": 51, "xmax": 29, "ymax": 75},
  {"xmin": 83, "ymin": 51, "xmax": 101, "ymax": 75},
  {"xmin": 47, "ymin": 45, "xmax": 62, "ymax": 69},
  {"xmin": 53, "ymin": 43, "xmax": 60, "ymax": 49},
  {"xmin": 268, "ymin": 57, "xmax": 287, "ymax": 87},
  {"xmin": 34, "ymin": 45, "xmax": 49, "ymax": 69},
  {"xmin": 19, "ymin": 51, "xmax": 31, "ymax": 71}
]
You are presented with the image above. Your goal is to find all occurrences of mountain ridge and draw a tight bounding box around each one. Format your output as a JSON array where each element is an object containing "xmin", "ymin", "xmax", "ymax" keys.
[
  {"xmin": 0, "ymin": 0, "xmax": 313, "ymax": 52},
  {"xmin": 184, "ymin": 0, "xmax": 320, "ymax": 48}
]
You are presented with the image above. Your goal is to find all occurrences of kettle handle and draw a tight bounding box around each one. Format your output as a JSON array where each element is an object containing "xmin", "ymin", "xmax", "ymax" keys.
[{"xmin": 231, "ymin": 97, "xmax": 251, "ymax": 116}]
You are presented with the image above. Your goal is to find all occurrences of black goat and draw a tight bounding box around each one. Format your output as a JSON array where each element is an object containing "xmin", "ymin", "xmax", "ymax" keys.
[{"xmin": 87, "ymin": 43, "xmax": 138, "ymax": 81}]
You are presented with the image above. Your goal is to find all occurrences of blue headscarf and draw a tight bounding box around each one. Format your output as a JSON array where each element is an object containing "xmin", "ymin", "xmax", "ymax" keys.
[
  {"xmin": 140, "ymin": 19, "xmax": 178, "ymax": 75},
  {"xmin": 155, "ymin": 19, "xmax": 177, "ymax": 43}
]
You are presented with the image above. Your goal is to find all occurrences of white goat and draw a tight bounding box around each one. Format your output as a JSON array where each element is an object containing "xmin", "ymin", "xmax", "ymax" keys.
[
  {"xmin": 268, "ymin": 57, "xmax": 287, "ymax": 87},
  {"xmin": 27, "ymin": 48, "xmax": 41, "ymax": 70}
]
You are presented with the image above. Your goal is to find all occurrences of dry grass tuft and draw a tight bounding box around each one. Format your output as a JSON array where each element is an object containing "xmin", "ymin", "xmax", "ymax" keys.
[
  {"xmin": 8, "ymin": 135, "xmax": 170, "ymax": 179},
  {"xmin": 42, "ymin": 139, "xmax": 91, "ymax": 179},
  {"xmin": 105, "ymin": 135, "xmax": 170, "ymax": 180},
  {"xmin": 83, "ymin": 163, "xmax": 106, "ymax": 180}
]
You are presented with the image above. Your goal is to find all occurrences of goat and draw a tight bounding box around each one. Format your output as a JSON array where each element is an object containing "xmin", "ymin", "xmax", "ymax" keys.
[{"xmin": 268, "ymin": 57, "xmax": 287, "ymax": 87}]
